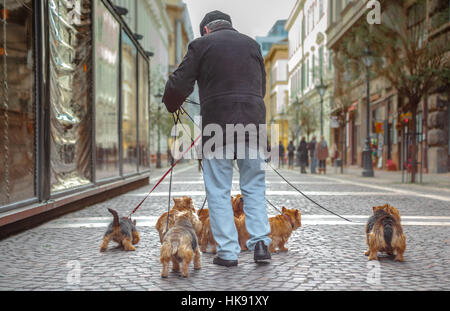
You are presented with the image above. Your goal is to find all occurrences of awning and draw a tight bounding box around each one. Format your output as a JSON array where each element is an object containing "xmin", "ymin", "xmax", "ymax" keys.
[{"xmin": 348, "ymin": 101, "xmax": 358, "ymax": 112}]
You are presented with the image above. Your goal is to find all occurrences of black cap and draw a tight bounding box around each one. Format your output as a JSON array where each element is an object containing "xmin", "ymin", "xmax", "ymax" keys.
[{"xmin": 200, "ymin": 10, "xmax": 232, "ymax": 36}]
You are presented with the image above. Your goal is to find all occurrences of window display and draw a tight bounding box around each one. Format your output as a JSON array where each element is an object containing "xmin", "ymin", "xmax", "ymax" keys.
[
  {"xmin": 48, "ymin": 0, "xmax": 92, "ymax": 192},
  {"xmin": 94, "ymin": 0, "xmax": 120, "ymax": 180},
  {"xmin": 121, "ymin": 31, "xmax": 138, "ymax": 175},
  {"xmin": 0, "ymin": 0, "xmax": 35, "ymax": 205}
]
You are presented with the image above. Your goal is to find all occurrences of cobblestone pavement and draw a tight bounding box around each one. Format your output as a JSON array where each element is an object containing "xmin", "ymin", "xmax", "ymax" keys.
[{"xmin": 1, "ymin": 163, "xmax": 449, "ymax": 291}]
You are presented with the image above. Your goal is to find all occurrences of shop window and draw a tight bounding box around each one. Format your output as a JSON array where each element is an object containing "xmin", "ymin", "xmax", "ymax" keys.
[
  {"xmin": 0, "ymin": 0, "xmax": 36, "ymax": 206},
  {"xmin": 48, "ymin": 0, "xmax": 92, "ymax": 193},
  {"xmin": 121, "ymin": 31, "xmax": 138, "ymax": 175},
  {"xmin": 94, "ymin": 0, "xmax": 120, "ymax": 180},
  {"xmin": 138, "ymin": 54, "xmax": 150, "ymax": 171}
]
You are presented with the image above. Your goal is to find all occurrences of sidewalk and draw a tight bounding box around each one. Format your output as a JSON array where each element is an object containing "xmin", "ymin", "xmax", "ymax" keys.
[{"xmin": 325, "ymin": 165, "xmax": 450, "ymax": 190}]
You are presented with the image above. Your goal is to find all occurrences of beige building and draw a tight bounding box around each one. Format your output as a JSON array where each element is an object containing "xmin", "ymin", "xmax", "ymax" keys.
[{"xmin": 264, "ymin": 40, "xmax": 290, "ymax": 148}]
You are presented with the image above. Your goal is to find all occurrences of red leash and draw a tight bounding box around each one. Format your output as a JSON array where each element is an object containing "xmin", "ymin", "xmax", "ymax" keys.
[{"xmin": 127, "ymin": 134, "xmax": 201, "ymax": 218}]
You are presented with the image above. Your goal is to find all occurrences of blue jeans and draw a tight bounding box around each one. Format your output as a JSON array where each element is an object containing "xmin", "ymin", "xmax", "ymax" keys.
[{"xmin": 202, "ymin": 147, "xmax": 271, "ymax": 261}]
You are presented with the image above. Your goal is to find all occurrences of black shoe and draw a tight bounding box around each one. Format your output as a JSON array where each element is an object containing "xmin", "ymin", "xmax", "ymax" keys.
[
  {"xmin": 254, "ymin": 241, "xmax": 271, "ymax": 262},
  {"xmin": 213, "ymin": 256, "xmax": 238, "ymax": 267}
]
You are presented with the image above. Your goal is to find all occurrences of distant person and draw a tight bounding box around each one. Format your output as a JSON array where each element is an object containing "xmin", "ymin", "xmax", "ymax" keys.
[
  {"xmin": 298, "ymin": 136, "xmax": 309, "ymax": 174},
  {"xmin": 287, "ymin": 141, "xmax": 295, "ymax": 170},
  {"xmin": 317, "ymin": 136, "xmax": 329, "ymax": 175},
  {"xmin": 308, "ymin": 136, "xmax": 317, "ymax": 174},
  {"xmin": 278, "ymin": 141, "xmax": 285, "ymax": 168}
]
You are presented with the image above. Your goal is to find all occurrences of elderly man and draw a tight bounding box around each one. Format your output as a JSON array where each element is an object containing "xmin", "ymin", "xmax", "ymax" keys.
[{"xmin": 162, "ymin": 11, "xmax": 271, "ymax": 266}]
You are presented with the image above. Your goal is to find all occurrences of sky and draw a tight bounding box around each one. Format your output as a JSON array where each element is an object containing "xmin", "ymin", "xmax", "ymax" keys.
[{"xmin": 183, "ymin": 0, "xmax": 297, "ymax": 39}]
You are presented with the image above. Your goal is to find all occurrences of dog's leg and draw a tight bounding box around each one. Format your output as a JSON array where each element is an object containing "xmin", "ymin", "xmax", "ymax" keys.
[
  {"xmin": 367, "ymin": 235, "xmax": 379, "ymax": 261},
  {"xmin": 161, "ymin": 259, "xmax": 170, "ymax": 278},
  {"xmin": 278, "ymin": 239, "xmax": 289, "ymax": 252},
  {"xmin": 100, "ymin": 234, "xmax": 112, "ymax": 252},
  {"xmin": 269, "ymin": 242, "xmax": 277, "ymax": 253},
  {"xmin": 160, "ymin": 244, "xmax": 171, "ymax": 278},
  {"xmin": 172, "ymin": 257, "xmax": 180, "ymax": 272},
  {"xmin": 181, "ymin": 249, "xmax": 193, "ymax": 278},
  {"xmin": 193, "ymin": 248, "xmax": 202, "ymax": 270},
  {"xmin": 122, "ymin": 238, "xmax": 136, "ymax": 251},
  {"xmin": 394, "ymin": 234, "xmax": 406, "ymax": 262},
  {"xmin": 132, "ymin": 231, "xmax": 140, "ymax": 245}
]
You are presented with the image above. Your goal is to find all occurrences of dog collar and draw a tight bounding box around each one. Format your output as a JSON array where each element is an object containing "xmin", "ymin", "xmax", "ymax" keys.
[{"xmin": 283, "ymin": 214, "xmax": 295, "ymax": 229}]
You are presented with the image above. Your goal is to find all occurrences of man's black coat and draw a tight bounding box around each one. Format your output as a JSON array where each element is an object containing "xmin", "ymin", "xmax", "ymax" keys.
[{"xmin": 162, "ymin": 23, "xmax": 267, "ymax": 147}]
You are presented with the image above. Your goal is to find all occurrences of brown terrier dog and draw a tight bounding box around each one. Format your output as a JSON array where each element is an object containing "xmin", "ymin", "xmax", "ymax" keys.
[
  {"xmin": 197, "ymin": 195, "xmax": 244, "ymax": 253},
  {"xmin": 160, "ymin": 211, "xmax": 202, "ymax": 278},
  {"xmin": 155, "ymin": 196, "xmax": 196, "ymax": 243},
  {"xmin": 236, "ymin": 206, "xmax": 302, "ymax": 253},
  {"xmin": 365, "ymin": 204, "xmax": 406, "ymax": 261},
  {"xmin": 100, "ymin": 208, "xmax": 140, "ymax": 252}
]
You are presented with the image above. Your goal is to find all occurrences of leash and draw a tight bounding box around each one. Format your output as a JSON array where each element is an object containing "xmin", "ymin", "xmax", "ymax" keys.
[
  {"xmin": 182, "ymin": 99, "xmax": 351, "ymax": 223},
  {"xmin": 127, "ymin": 124, "xmax": 201, "ymax": 218},
  {"xmin": 268, "ymin": 163, "xmax": 352, "ymax": 222},
  {"xmin": 173, "ymin": 107, "xmax": 208, "ymax": 213},
  {"xmin": 230, "ymin": 157, "xmax": 282, "ymax": 215}
]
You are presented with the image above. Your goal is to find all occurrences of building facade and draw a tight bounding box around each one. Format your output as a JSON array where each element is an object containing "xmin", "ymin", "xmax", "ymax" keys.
[
  {"xmin": 0, "ymin": 0, "xmax": 151, "ymax": 229},
  {"xmin": 264, "ymin": 40, "xmax": 290, "ymax": 148},
  {"xmin": 326, "ymin": 0, "xmax": 449, "ymax": 174},
  {"xmin": 286, "ymin": 0, "xmax": 334, "ymax": 146}
]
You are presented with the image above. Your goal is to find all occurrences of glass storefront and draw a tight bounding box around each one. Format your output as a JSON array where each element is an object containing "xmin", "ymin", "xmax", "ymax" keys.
[
  {"xmin": 121, "ymin": 31, "xmax": 138, "ymax": 175},
  {"xmin": 0, "ymin": 0, "xmax": 151, "ymax": 213},
  {"xmin": 94, "ymin": 0, "xmax": 120, "ymax": 181},
  {"xmin": 48, "ymin": 0, "xmax": 92, "ymax": 192},
  {"xmin": 138, "ymin": 54, "xmax": 150, "ymax": 171},
  {"xmin": 0, "ymin": 0, "xmax": 36, "ymax": 206}
]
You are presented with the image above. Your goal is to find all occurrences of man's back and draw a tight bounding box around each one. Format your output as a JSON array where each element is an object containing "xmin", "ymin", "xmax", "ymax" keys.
[{"xmin": 163, "ymin": 22, "xmax": 266, "ymax": 132}]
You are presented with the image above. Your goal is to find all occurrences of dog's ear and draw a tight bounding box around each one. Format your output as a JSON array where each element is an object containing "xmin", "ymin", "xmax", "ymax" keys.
[
  {"xmin": 282, "ymin": 206, "xmax": 287, "ymax": 213},
  {"xmin": 294, "ymin": 209, "xmax": 299, "ymax": 216},
  {"xmin": 372, "ymin": 206, "xmax": 376, "ymax": 212}
]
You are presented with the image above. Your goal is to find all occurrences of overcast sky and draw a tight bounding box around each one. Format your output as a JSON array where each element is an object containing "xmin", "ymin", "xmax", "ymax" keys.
[{"xmin": 183, "ymin": 0, "xmax": 297, "ymax": 39}]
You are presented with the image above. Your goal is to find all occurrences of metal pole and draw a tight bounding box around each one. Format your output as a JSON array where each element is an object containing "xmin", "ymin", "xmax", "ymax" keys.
[{"xmin": 362, "ymin": 65, "xmax": 374, "ymax": 177}]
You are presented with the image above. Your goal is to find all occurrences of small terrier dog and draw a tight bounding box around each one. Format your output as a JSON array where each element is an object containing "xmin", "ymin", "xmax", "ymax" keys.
[
  {"xmin": 160, "ymin": 211, "xmax": 202, "ymax": 278},
  {"xmin": 197, "ymin": 208, "xmax": 217, "ymax": 253},
  {"xmin": 198, "ymin": 195, "xmax": 244, "ymax": 253},
  {"xmin": 100, "ymin": 208, "xmax": 140, "ymax": 252},
  {"xmin": 236, "ymin": 206, "xmax": 302, "ymax": 253},
  {"xmin": 156, "ymin": 196, "xmax": 196, "ymax": 243},
  {"xmin": 365, "ymin": 204, "xmax": 406, "ymax": 261},
  {"xmin": 231, "ymin": 194, "xmax": 245, "ymax": 218}
]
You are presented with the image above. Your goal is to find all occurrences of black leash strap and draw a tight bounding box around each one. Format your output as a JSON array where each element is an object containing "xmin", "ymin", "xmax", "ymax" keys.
[
  {"xmin": 177, "ymin": 107, "xmax": 208, "ymax": 213},
  {"xmin": 165, "ymin": 111, "xmax": 181, "ymax": 234},
  {"xmin": 268, "ymin": 163, "xmax": 352, "ymax": 222}
]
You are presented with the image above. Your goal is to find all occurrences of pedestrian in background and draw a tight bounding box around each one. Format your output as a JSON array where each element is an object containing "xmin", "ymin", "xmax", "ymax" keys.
[
  {"xmin": 278, "ymin": 141, "xmax": 285, "ymax": 168},
  {"xmin": 308, "ymin": 136, "xmax": 317, "ymax": 174},
  {"xmin": 317, "ymin": 136, "xmax": 329, "ymax": 175},
  {"xmin": 287, "ymin": 140, "xmax": 295, "ymax": 169},
  {"xmin": 298, "ymin": 136, "xmax": 309, "ymax": 174}
]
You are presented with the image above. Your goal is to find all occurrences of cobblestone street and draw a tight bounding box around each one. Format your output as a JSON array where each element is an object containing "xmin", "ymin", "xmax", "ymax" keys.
[{"xmin": 1, "ymin": 163, "xmax": 449, "ymax": 291}]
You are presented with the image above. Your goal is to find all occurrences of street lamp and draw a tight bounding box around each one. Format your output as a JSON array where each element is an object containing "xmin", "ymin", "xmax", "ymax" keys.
[
  {"xmin": 361, "ymin": 42, "xmax": 374, "ymax": 177},
  {"xmin": 315, "ymin": 76, "xmax": 327, "ymax": 137}
]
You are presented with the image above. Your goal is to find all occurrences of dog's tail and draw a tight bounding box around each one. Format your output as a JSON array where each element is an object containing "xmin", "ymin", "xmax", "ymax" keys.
[
  {"xmin": 380, "ymin": 215, "xmax": 394, "ymax": 247},
  {"xmin": 171, "ymin": 241, "xmax": 179, "ymax": 256},
  {"xmin": 108, "ymin": 208, "xmax": 120, "ymax": 228}
]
